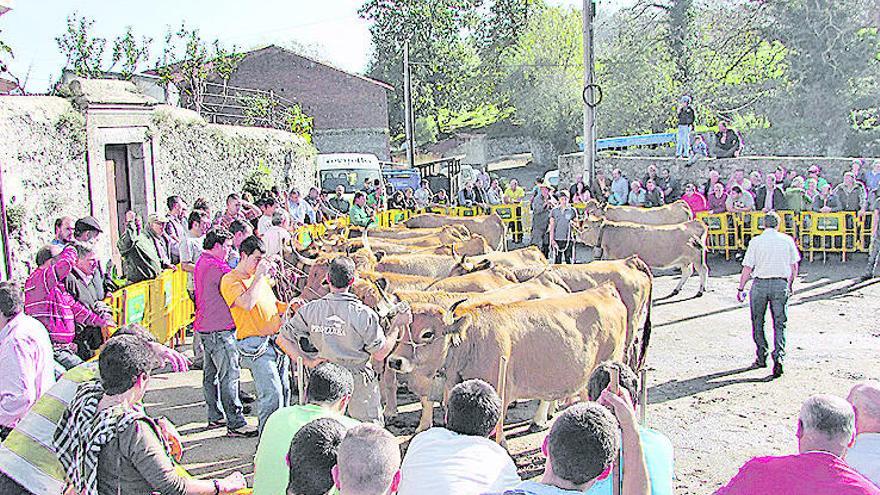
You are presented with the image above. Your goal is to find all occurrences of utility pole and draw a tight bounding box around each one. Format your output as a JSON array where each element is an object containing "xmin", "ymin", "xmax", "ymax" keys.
[
  {"xmin": 582, "ymin": 0, "xmax": 596, "ymax": 185},
  {"xmin": 403, "ymin": 41, "xmax": 416, "ymax": 168}
]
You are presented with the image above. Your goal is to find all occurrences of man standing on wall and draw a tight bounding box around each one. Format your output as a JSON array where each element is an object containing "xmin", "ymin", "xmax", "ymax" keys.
[{"xmin": 676, "ymin": 96, "xmax": 695, "ymax": 159}]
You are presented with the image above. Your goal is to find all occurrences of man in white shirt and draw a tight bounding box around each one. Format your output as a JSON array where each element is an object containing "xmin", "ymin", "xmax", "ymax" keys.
[
  {"xmin": 263, "ymin": 211, "xmax": 292, "ymax": 258},
  {"xmin": 0, "ymin": 282, "xmax": 55, "ymax": 439},
  {"xmin": 397, "ymin": 379, "xmax": 520, "ymax": 495},
  {"xmin": 288, "ymin": 188, "xmax": 316, "ymax": 226},
  {"xmin": 256, "ymin": 197, "xmax": 278, "ymax": 236},
  {"xmin": 847, "ymin": 382, "xmax": 880, "ymax": 486},
  {"xmin": 737, "ymin": 212, "xmax": 800, "ymax": 378}
]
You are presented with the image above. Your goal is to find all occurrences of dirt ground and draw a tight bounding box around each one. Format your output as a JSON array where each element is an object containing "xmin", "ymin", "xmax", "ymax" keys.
[{"xmin": 144, "ymin": 252, "xmax": 880, "ymax": 494}]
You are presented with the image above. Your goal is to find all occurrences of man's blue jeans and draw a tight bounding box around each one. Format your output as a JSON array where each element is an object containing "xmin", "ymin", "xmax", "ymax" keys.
[
  {"xmin": 200, "ymin": 330, "xmax": 247, "ymax": 430},
  {"xmin": 237, "ymin": 336, "xmax": 290, "ymax": 431},
  {"xmin": 676, "ymin": 125, "xmax": 691, "ymax": 157},
  {"xmin": 750, "ymin": 278, "xmax": 790, "ymax": 364}
]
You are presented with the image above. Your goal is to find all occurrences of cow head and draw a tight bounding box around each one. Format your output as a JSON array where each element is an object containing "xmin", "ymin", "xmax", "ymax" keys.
[
  {"xmin": 299, "ymin": 257, "xmax": 331, "ymax": 301},
  {"xmin": 574, "ymin": 215, "xmax": 604, "ymax": 247},
  {"xmin": 386, "ymin": 301, "xmax": 471, "ymax": 377},
  {"xmin": 447, "ymin": 255, "xmax": 494, "ymax": 278},
  {"xmin": 582, "ymin": 199, "xmax": 605, "ymax": 218}
]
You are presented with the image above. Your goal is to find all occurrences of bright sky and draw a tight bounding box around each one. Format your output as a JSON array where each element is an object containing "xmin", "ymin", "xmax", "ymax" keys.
[{"xmin": 1, "ymin": 0, "xmax": 630, "ymax": 92}]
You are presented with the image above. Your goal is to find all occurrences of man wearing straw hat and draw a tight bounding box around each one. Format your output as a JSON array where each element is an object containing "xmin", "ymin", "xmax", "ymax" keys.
[{"xmin": 278, "ymin": 256, "xmax": 398, "ymax": 425}]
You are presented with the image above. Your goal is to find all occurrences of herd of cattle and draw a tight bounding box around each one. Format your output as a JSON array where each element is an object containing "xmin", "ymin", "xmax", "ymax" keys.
[{"xmin": 289, "ymin": 200, "xmax": 708, "ymax": 436}]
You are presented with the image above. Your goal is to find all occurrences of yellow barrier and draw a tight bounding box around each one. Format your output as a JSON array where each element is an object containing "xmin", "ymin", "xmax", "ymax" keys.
[
  {"xmin": 858, "ymin": 212, "xmax": 874, "ymax": 252},
  {"xmin": 697, "ymin": 212, "xmax": 738, "ymax": 260},
  {"xmin": 374, "ymin": 209, "xmax": 412, "ymax": 228},
  {"xmin": 488, "ymin": 204, "xmax": 526, "ymax": 242},
  {"xmin": 799, "ymin": 211, "xmax": 857, "ymax": 262},
  {"xmin": 103, "ymin": 267, "xmax": 194, "ymax": 347}
]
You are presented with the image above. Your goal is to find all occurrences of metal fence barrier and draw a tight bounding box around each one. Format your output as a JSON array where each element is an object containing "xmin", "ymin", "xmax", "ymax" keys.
[{"xmin": 697, "ymin": 210, "xmax": 873, "ymax": 262}]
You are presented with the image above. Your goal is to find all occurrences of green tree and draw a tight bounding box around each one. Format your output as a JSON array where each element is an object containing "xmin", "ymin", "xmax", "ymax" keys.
[
  {"xmin": 359, "ymin": 0, "xmax": 485, "ymax": 139},
  {"xmin": 110, "ymin": 27, "xmax": 152, "ymax": 79},
  {"xmin": 157, "ymin": 23, "xmax": 242, "ymax": 113},
  {"xmin": 55, "ymin": 13, "xmax": 106, "ymax": 78},
  {"xmin": 56, "ymin": 14, "xmax": 152, "ymax": 81},
  {"xmin": 498, "ymin": 6, "xmax": 583, "ymax": 159},
  {"xmin": 757, "ymin": 0, "xmax": 879, "ymax": 155}
]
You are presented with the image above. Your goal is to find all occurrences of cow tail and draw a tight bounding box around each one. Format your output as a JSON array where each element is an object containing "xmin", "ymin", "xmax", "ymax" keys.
[
  {"xmin": 689, "ymin": 235, "xmax": 707, "ymax": 252},
  {"xmin": 630, "ymin": 256, "xmax": 653, "ymax": 371}
]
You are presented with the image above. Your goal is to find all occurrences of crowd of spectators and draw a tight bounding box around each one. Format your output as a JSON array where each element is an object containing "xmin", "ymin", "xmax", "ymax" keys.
[
  {"xmin": 597, "ymin": 159, "xmax": 880, "ymax": 219},
  {"xmin": 0, "ymin": 166, "xmax": 878, "ymax": 494},
  {"xmin": 0, "ymin": 164, "xmax": 875, "ymax": 495}
]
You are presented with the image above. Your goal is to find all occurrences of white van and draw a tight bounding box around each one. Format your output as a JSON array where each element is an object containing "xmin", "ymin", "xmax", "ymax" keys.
[{"xmin": 316, "ymin": 153, "xmax": 383, "ymax": 200}]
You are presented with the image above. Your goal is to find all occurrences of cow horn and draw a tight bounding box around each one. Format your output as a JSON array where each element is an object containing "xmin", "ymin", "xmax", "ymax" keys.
[
  {"xmin": 361, "ymin": 227, "xmax": 372, "ymax": 256},
  {"xmin": 292, "ymin": 249, "xmax": 317, "ymax": 266},
  {"xmin": 443, "ymin": 299, "xmax": 468, "ymax": 325}
]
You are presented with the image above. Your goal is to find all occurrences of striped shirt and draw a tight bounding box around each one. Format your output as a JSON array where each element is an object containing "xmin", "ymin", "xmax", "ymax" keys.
[
  {"xmin": 24, "ymin": 247, "xmax": 110, "ymax": 346},
  {"xmin": 0, "ymin": 363, "xmax": 97, "ymax": 495}
]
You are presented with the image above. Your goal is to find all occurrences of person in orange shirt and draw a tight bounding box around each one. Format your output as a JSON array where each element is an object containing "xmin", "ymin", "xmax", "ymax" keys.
[{"xmin": 221, "ymin": 235, "xmax": 300, "ymax": 432}]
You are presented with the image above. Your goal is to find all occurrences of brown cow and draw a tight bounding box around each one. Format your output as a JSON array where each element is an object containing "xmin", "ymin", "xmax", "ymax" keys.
[
  {"xmin": 386, "ymin": 284, "xmax": 629, "ymax": 435},
  {"xmin": 348, "ymin": 273, "xmax": 528, "ymax": 421},
  {"xmin": 356, "ymin": 246, "xmax": 545, "ymax": 279},
  {"xmin": 404, "ymin": 214, "xmax": 506, "ymax": 251},
  {"xmin": 365, "ymin": 224, "xmax": 471, "ymax": 241},
  {"xmin": 392, "ymin": 277, "xmax": 570, "ymax": 308},
  {"xmin": 509, "ymin": 256, "xmax": 653, "ymax": 371},
  {"xmin": 576, "ymin": 217, "xmax": 708, "ymax": 297},
  {"xmin": 345, "ymin": 235, "xmax": 493, "ymax": 257},
  {"xmin": 445, "ymin": 246, "xmax": 549, "ymax": 278},
  {"xmin": 584, "ymin": 199, "xmax": 693, "ymax": 225},
  {"xmin": 299, "ymin": 259, "xmax": 519, "ymax": 301}
]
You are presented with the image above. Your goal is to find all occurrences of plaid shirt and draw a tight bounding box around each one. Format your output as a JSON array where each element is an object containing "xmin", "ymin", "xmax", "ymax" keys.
[{"xmin": 24, "ymin": 246, "xmax": 110, "ymax": 346}]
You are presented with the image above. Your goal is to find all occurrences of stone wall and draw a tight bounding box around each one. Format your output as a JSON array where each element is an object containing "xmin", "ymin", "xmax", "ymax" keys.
[
  {"xmin": 0, "ymin": 97, "xmax": 89, "ymax": 279},
  {"xmin": 0, "ymin": 97, "xmax": 317, "ymax": 279},
  {"xmin": 557, "ymin": 153, "xmax": 870, "ymax": 189},
  {"xmin": 152, "ymin": 106, "xmax": 316, "ymax": 211}
]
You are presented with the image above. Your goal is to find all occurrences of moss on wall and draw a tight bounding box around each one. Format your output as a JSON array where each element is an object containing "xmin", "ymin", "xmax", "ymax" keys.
[
  {"xmin": 152, "ymin": 106, "xmax": 317, "ymax": 212},
  {"xmin": 0, "ymin": 98, "xmax": 317, "ymax": 279},
  {"xmin": 0, "ymin": 97, "xmax": 89, "ymax": 278}
]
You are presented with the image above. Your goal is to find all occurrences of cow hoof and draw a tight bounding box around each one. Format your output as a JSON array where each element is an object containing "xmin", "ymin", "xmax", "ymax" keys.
[
  {"xmin": 695, "ymin": 290, "xmax": 704, "ymax": 298},
  {"xmin": 670, "ymin": 289, "xmax": 681, "ymax": 297},
  {"xmin": 527, "ymin": 422, "xmax": 550, "ymax": 434}
]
